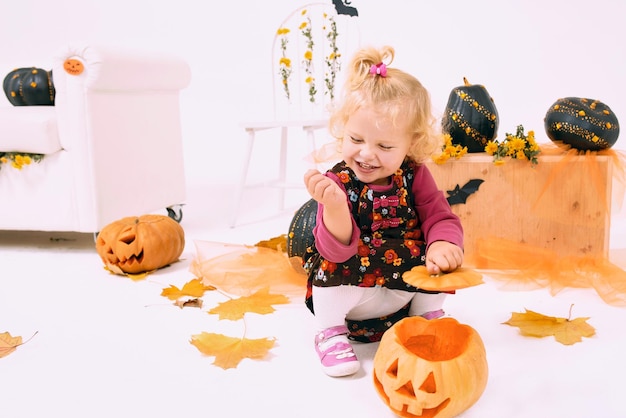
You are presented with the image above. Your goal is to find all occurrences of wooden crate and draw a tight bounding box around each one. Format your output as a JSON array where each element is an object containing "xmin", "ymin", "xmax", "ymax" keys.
[{"xmin": 426, "ymin": 153, "xmax": 613, "ymax": 267}]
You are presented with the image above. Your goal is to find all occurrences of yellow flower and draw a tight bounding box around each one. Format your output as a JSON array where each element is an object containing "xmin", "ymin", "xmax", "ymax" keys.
[
  {"xmin": 516, "ymin": 150, "xmax": 527, "ymax": 160},
  {"xmin": 299, "ymin": 22, "xmax": 307, "ymax": 30},
  {"xmin": 305, "ymin": 76, "xmax": 314, "ymax": 84},
  {"xmin": 433, "ymin": 154, "xmax": 450, "ymax": 165},
  {"xmin": 508, "ymin": 137, "xmax": 526, "ymax": 152},
  {"xmin": 0, "ymin": 157, "xmax": 7, "ymax": 164},
  {"xmin": 361, "ymin": 257, "xmax": 370, "ymax": 267},
  {"xmin": 304, "ymin": 50, "xmax": 313, "ymax": 60},
  {"xmin": 484, "ymin": 141, "xmax": 498, "ymax": 155},
  {"xmin": 279, "ymin": 57, "xmax": 291, "ymax": 67},
  {"xmin": 328, "ymin": 52, "xmax": 336, "ymax": 60},
  {"xmin": 276, "ymin": 27, "xmax": 290, "ymax": 35},
  {"xmin": 494, "ymin": 159, "xmax": 506, "ymax": 166}
]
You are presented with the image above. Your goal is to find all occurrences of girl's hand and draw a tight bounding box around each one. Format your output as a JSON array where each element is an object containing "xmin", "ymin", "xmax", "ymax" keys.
[
  {"xmin": 425, "ymin": 241, "xmax": 464, "ymax": 275},
  {"xmin": 304, "ymin": 169, "xmax": 346, "ymax": 209}
]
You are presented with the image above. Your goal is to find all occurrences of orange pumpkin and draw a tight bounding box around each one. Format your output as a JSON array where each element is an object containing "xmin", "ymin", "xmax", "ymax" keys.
[
  {"xmin": 96, "ymin": 214, "xmax": 185, "ymax": 274},
  {"xmin": 373, "ymin": 316, "xmax": 488, "ymax": 418}
]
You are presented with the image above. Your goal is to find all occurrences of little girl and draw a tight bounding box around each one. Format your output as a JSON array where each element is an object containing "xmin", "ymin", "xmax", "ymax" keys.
[{"xmin": 302, "ymin": 45, "xmax": 464, "ymax": 377}]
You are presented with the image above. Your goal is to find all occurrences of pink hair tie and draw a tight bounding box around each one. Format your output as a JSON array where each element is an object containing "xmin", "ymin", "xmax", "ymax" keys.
[{"xmin": 369, "ymin": 62, "xmax": 387, "ymax": 77}]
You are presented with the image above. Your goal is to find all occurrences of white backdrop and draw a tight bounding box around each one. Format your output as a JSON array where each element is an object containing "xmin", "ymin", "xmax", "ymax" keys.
[{"xmin": 1, "ymin": 0, "xmax": 625, "ymax": 187}]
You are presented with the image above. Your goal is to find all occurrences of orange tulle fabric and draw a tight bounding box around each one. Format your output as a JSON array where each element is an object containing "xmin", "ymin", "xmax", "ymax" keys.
[
  {"xmin": 475, "ymin": 237, "xmax": 626, "ymax": 307},
  {"xmin": 189, "ymin": 240, "xmax": 307, "ymax": 299},
  {"xmin": 534, "ymin": 142, "xmax": 626, "ymax": 219}
]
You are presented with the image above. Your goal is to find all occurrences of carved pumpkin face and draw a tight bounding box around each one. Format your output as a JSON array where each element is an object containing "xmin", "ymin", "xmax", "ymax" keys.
[
  {"xmin": 544, "ymin": 97, "xmax": 620, "ymax": 151},
  {"xmin": 95, "ymin": 214, "xmax": 185, "ymax": 274},
  {"xmin": 373, "ymin": 316, "xmax": 488, "ymax": 418},
  {"xmin": 63, "ymin": 58, "xmax": 84, "ymax": 76},
  {"xmin": 442, "ymin": 77, "xmax": 499, "ymax": 153}
]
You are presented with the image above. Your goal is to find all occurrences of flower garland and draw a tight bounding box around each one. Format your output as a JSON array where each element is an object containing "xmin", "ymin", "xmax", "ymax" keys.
[
  {"xmin": 276, "ymin": 9, "xmax": 341, "ymax": 104},
  {"xmin": 299, "ymin": 9, "xmax": 317, "ymax": 103},
  {"xmin": 277, "ymin": 27, "xmax": 292, "ymax": 101},
  {"xmin": 0, "ymin": 152, "xmax": 43, "ymax": 171},
  {"xmin": 486, "ymin": 125, "xmax": 541, "ymax": 165},
  {"xmin": 323, "ymin": 13, "xmax": 340, "ymax": 101},
  {"xmin": 433, "ymin": 126, "xmax": 541, "ymax": 165}
]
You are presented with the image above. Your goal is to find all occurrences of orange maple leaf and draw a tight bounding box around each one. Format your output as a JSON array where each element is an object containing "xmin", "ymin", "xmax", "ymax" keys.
[
  {"xmin": 190, "ymin": 332, "xmax": 275, "ymax": 369},
  {"xmin": 208, "ymin": 287, "xmax": 290, "ymax": 320},
  {"xmin": 0, "ymin": 331, "xmax": 37, "ymax": 358},
  {"xmin": 161, "ymin": 278, "xmax": 216, "ymax": 301},
  {"xmin": 503, "ymin": 307, "xmax": 596, "ymax": 345},
  {"xmin": 402, "ymin": 266, "xmax": 484, "ymax": 291},
  {"xmin": 0, "ymin": 332, "xmax": 22, "ymax": 358}
]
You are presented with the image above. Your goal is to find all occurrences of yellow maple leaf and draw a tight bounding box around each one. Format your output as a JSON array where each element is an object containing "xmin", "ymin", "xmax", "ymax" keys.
[
  {"xmin": 0, "ymin": 331, "xmax": 37, "ymax": 358},
  {"xmin": 161, "ymin": 278, "xmax": 216, "ymax": 301},
  {"xmin": 190, "ymin": 332, "xmax": 275, "ymax": 369},
  {"xmin": 208, "ymin": 287, "xmax": 290, "ymax": 320},
  {"xmin": 0, "ymin": 332, "xmax": 22, "ymax": 358},
  {"xmin": 503, "ymin": 308, "xmax": 596, "ymax": 345}
]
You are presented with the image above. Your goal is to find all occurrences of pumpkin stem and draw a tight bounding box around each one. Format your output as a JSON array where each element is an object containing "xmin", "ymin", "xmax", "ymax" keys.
[{"xmin": 463, "ymin": 77, "xmax": 470, "ymax": 86}]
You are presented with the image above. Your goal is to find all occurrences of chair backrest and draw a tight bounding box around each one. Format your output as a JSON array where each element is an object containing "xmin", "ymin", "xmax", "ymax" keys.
[{"xmin": 271, "ymin": 2, "xmax": 360, "ymax": 121}]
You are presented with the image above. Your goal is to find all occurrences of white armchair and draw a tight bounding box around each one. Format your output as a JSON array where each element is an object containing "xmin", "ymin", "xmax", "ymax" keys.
[{"xmin": 0, "ymin": 44, "xmax": 191, "ymax": 233}]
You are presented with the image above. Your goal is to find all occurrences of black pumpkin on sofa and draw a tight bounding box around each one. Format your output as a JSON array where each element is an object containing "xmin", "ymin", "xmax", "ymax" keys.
[
  {"xmin": 442, "ymin": 77, "xmax": 499, "ymax": 153},
  {"xmin": 3, "ymin": 67, "xmax": 55, "ymax": 106},
  {"xmin": 544, "ymin": 97, "xmax": 620, "ymax": 151}
]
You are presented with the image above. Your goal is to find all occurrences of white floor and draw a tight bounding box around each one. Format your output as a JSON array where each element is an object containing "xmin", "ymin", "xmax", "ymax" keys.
[{"xmin": 2, "ymin": 183, "xmax": 626, "ymax": 418}]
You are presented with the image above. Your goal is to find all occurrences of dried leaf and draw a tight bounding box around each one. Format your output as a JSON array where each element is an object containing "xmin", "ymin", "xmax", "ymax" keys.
[
  {"xmin": 403, "ymin": 266, "xmax": 484, "ymax": 291},
  {"xmin": 190, "ymin": 332, "xmax": 275, "ymax": 369},
  {"xmin": 104, "ymin": 265, "xmax": 152, "ymax": 281},
  {"xmin": 161, "ymin": 278, "xmax": 216, "ymax": 301},
  {"xmin": 503, "ymin": 308, "xmax": 596, "ymax": 345},
  {"xmin": 255, "ymin": 234, "xmax": 287, "ymax": 252},
  {"xmin": 208, "ymin": 287, "xmax": 290, "ymax": 320},
  {"xmin": 0, "ymin": 331, "xmax": 37, "ymax": 358},
  {"xmin": 0, "ymin": 332, "xmax": 22, "ymax": 358},
  {"xmin": 174, "ymin": 298, "xmax": 203, "ymax": 309}
]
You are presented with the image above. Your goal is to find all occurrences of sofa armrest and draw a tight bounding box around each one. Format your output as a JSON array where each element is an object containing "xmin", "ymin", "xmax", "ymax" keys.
[
  {"xmin": 52, "ymin": 44, "xmax": 191, "ymax": 91},
  {"xmin": 50, "ymin": 44, "xmax": 191, "ymax": 230}
]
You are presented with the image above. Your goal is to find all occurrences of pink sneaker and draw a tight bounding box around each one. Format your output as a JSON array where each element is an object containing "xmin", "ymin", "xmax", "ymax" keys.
[
  {"xmin": 314, "ymin": 325, "xmax": 360, "ymax": 377},
  {"xmin": 421, "ymin": 309, "xmax": 445, "ymax": 320}
]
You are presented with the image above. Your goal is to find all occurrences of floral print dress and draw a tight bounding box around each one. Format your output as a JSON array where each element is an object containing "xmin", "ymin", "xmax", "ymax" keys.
[{"xmin": 303, "ymin": 160, "xmax": 433, "ymax": 341}]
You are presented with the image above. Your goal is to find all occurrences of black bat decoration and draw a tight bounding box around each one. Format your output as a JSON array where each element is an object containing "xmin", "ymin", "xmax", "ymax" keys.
[
  {"xmin": 332, "ymin": 0, "xmax": 359, "ymax": 17},
  {"xmin": 446, "ymin": 179, "xmax": 484, "ymax": 206}
]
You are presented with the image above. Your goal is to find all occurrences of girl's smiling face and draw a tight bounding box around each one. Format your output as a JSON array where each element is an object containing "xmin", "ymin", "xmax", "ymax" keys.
[{"xmin": 341, "ymin": 106, "xmax": 414, "ymax": 185}]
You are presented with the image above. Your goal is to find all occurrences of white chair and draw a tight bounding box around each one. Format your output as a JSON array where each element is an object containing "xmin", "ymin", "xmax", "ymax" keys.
[
  {"xmin": 230, "ymin": 2, "xmax": 359, "ymax": 227},
  {"xmin": 0, "ymin": 44, "xmax": 190, "ymax": 233}
]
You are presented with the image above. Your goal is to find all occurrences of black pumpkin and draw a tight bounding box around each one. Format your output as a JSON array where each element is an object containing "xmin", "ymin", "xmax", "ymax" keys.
[
  {"xmin": 287, "ymin": 198, "xmax": 318, "ymax": 258},
  {"xmin": 442, "ymin": 77, "xmax": 499, "ymax": 153},
  {"xmin": 544, "ymin": 97, "xmax": 619, "ymax": 151},
  {"xmin": 3, "ymin": 67, "xmax": 55, "ymax": 106}
]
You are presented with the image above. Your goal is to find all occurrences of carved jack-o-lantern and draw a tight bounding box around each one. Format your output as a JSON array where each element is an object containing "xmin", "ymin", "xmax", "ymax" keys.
[
  {"xmin": 373, "ymin": 316, "xmax": 488, "ymax": 418},
  {"xmin": 63, "ymin": 58, "xmax": 84, "ymax": 76},
  {"xmin": 95, "ymin": 214, "xmax": 185, "ymax": 274}
]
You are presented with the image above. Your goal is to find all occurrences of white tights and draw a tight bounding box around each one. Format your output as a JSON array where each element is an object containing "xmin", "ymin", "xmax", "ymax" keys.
[{"xmin": 312, "ymin": 285, "xmax": 447, "ymax": 330}]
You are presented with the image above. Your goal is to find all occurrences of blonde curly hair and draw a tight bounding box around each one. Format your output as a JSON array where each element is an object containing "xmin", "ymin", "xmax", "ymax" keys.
[{"xmin": 328, "ymin": 45, "xmax": 440, "ymax": 163}]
